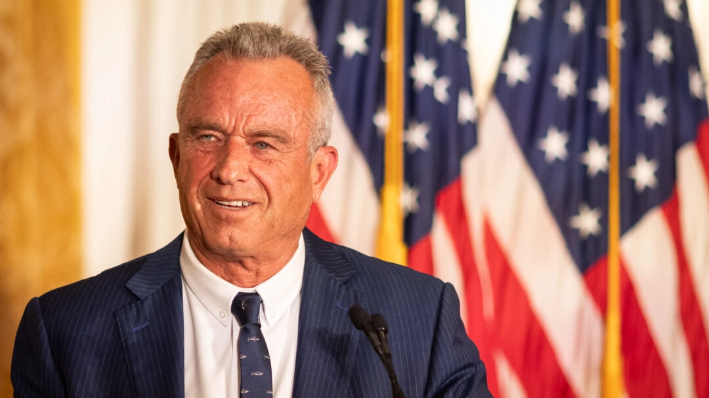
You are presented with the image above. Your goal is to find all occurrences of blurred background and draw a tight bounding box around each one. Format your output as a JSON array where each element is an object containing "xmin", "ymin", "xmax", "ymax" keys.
[{"xmin": 1, "ymin": 0, "xmax": 708, "ymax": 396}]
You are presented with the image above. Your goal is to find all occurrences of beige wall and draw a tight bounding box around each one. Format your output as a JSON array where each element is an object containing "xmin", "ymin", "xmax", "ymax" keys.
[{"xmin": 0, "ymin": 1, "xmax": 82, "ymax": 396}]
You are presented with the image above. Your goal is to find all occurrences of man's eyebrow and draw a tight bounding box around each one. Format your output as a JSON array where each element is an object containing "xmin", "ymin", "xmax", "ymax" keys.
[
  {"xmin": 248, "ymin": 130, "xmax": 292, "ymax": 144},
  {"xmin": 187, "ymin": 122, "xmax": 224, "ymax": 133}
]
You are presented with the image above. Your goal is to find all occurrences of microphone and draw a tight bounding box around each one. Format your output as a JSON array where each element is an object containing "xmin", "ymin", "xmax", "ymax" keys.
[
  {"xmin": 348, "ymin": 305, "xmax": 406, "ymax": 398},
  {"xmin": 370, "ymin": 313, "xmax": 391, "ymax": 360},
  {"xmin": 348, "ymin": 305, "xmax": 385, "ymax": 359}
]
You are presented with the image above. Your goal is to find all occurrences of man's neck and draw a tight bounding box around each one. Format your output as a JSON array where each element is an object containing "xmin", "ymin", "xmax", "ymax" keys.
[{"xmin": 186, "ymin": 234, "xmax": 300, "ymax": 288}]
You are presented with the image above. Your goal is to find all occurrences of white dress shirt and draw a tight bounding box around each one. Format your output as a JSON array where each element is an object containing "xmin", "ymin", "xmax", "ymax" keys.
[{"xmin": 180, "ymin": 231, "xmax": 304, "ymax": 398}]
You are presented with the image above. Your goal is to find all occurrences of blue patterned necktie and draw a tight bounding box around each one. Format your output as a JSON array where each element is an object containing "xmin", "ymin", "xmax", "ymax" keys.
[{"xmin": 232, "ymin": 292, "xmax": 273, "ymax": 397}]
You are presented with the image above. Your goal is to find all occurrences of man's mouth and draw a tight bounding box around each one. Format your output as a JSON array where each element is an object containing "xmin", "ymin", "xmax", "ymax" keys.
[{"xmin": 213, "ymin": 200, "xmax": 253, "ymax": 208}]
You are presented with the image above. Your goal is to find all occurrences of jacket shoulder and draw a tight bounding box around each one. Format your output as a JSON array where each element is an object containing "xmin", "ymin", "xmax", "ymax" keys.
[
  {"xmin": 36, "ymin": 233, "xmax": 183, "ymax": 324},
  {"xmin": 303, "ymin": 228, "xmax": 447, "ymax": 302},
  {"xmin": 29, "ymin": 256, "xmax": 144, "ymax": 352},
  {"xmin": 341, "ymin": 244, "xmax": 444, "ymax": 289},
  {"xmin": 40, "ymin": 251, "xmax": 147, "ymax": 309}
]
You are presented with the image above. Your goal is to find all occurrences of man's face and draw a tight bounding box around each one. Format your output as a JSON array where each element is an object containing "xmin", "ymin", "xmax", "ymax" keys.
[{"xmin": 170, "ymin": 55, "xmax": 336, "ymax": 267}]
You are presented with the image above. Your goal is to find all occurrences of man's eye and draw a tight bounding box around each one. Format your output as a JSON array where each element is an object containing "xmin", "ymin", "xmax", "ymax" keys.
[
  {"xmin": 199, "ymin": 134, "xmax": 216, "ymax": 142},
  {"xmin": 254, "ymin": 141, "xmax": 271, "ymax": 150}
]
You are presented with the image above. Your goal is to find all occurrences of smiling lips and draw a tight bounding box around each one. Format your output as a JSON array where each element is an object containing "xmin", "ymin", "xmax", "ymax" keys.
[{"xmin": 214, "ymin": 199, "xmax": 253, "ymax": 208}]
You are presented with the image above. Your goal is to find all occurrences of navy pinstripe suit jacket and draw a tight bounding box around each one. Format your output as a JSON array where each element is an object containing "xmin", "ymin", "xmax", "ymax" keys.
[{"xmin": 12, "ymin": 229, "xmax": 491, "ymax": 398}]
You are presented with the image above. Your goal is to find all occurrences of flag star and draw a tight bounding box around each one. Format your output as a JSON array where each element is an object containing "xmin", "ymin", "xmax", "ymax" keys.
[
  {"xmin": 637, "ymin": 92, "xmax": 667, "ymax": 129},
  {"xmin": 401, "ymin": 183, "xmax": 420, "ymax": 216},
  {"xmin": 551, "ymin": 63, "xmax": 578, "ymax": 99},
  {"xmin": 581, "ymin": 139, "xmax": 609, "ymax": 177},
  {"xmin": 433, "ymin": 76, "xmax": 451, "ymax": 103},
  {"xmin": 501, "ymin": 49, "xmax": 531, "ymax": 87},
  {"xmin": 410, "ymin": 53, "xmax": 438, "ymax": 91},
  {"xmin": 598, "ymin": 21, "xmax": 626, "ymax": 49},
  {"xmin": 414, "ymin": 0, "xmax": 439, "ymax": 26},
  {"xmin": 338, "ymin": 22, "xmax": 369, "ymax": 59},
  {"xmin": 689, "ymin": 66, "xmax": 705, "ymax": 100},
  {"xmin": 433, "ymin": 9, "xmax": 459, "ymax": 44},
  {"xmin": 570, "ymin": 203, "xmax": 602, "ymax": 239},
  {"xmin": 589, "ymin": 76, "xmax": 612, "ymax": 114},
  {"xmin": 647, "ymin": 30, "xmax": 673, "ymax": 65},
  {"xmin": 516, "ymin": 0, "xmax": 543, "ymax": 23},
  {"xmin": 563, "ymin": 2, "xmax": 585, "ymax": 35},
  {"xmin": 663, "ymin": 0, "xmax": 683, "ymax": 21},
  {"xmin": 461, "ymin": 39, "xmax": 470, "ymax": 53},
  {"xmin": 538, "ymin": 126, "xmax": 569, "ymax": 162},
  {"xmin": 628, "ymin": 154, "xmax": 659, "ymax": 192},
  {"xmin": 373, "ymin": 106, "xmax": 389, "ymax": 137},
  {"xmin": 458, "ymin": 90, "xmax": 477, "ymax": 124},
  {"xmin": 380, "ymin": 49, "xmax": 390, "ymax": 63},
  {"xmin": 404, "ymin": 120, "xmax": 431, "ymax": 152}
]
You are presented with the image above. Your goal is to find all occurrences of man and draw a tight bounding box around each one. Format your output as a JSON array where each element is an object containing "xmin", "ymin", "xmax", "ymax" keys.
[{"xmin": 12, "ymin": 23, "xmax": 491, "ymax": 398}]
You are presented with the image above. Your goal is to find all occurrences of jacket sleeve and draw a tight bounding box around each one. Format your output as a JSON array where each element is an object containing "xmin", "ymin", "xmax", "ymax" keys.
[
  {"xmin": 12, "ymin": 297, "xmax": 66, "ymax": 398},
  {"xmin": 424, "ymin": 283, "xmax": 493, "ymax": 398}
]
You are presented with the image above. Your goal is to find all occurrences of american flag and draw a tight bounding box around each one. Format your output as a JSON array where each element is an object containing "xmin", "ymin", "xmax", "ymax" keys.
[
  {"xmin": 298, "ymin": 0, "xmax": 709, "ymax": 396},
  {"xmin": 303, "ymin": 0, "xmax": 476, "ymax": 271}
]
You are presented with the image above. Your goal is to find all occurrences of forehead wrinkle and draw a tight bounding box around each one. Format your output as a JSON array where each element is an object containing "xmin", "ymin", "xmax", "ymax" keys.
[
  {"xmin": 179, "ymin": 56, "xmax": 316, "ymax": 144},
  {"xmin": 240, "ymin": 98, "xmax": 306, "ymax": 131}
]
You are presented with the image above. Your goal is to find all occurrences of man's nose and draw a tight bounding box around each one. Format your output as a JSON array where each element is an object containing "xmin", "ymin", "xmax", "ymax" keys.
[{"xmin": 211, "ymin": 138, "xmax": 250, "ymax": 184}]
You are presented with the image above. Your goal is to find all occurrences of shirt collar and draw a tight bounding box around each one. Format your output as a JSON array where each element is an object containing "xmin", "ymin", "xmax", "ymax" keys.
[{"xmin": 180, "ymin": 230, "xmax": 305, "ymax": 327}]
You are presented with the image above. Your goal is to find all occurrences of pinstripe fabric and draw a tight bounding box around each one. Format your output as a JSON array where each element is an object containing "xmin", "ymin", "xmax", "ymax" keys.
[
  {"xmin": 12, "ymin": 230, "xmax": 490, "ymax": 397},
  {"xmin": 294, "ymin": 229, "xmax": 491, "ymax": 398},
  {"xmin": 12, "ymin": 235, "xmax": 184, "ymax": 398}
]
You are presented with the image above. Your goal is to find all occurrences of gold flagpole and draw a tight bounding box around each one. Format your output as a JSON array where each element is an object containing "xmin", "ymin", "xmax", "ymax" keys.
[
  {"xmin": 376, "ymin": 0, "xmax": 408, "ymax": 265},
  {"xmin": 602, "ymin": 0, "xmax": 625, "ymax": 394}
]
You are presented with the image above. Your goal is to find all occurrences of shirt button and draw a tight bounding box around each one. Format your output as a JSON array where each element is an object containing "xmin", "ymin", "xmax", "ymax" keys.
[
  {"xmin": 219, "ymin": 311, "xmax": 226, "ymax": 318},
  {"xmin": 268, "ymin": 311, "xmax": 277, "ymax": 319}
]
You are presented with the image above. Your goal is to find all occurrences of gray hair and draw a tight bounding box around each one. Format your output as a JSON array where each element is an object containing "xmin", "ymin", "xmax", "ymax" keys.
[{"xmin": 177, "ymin": 22, "xmax": 334, "ymax": 155}]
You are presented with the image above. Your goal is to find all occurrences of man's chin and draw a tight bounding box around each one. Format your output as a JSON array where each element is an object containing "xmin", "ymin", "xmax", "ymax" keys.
[
  {"xmin": 188, "ymin": 229, "xmax": 250, "ymax": 255},
  {"xmin": 205, "ymin": 234, "xmax": 253, "ymax": 253}
]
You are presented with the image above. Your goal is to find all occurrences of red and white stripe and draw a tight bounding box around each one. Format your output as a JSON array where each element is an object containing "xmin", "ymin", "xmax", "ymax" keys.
[
  {"xmin": 464, "ymin": 98, "xmax": 604, "ymax": 397},
  {"xmin": 310, "ymin": 107, "xmax": 380, "ymax": 255}
]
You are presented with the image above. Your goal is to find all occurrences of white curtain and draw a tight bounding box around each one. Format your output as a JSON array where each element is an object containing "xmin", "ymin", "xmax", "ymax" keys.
[{"xmin": 82, "ymin": 0, "xmax": 293, "ymax": 275}]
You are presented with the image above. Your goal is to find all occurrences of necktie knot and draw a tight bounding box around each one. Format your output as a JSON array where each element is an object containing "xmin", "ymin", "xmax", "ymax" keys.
[{"xmin": 232, "ymin": 292, "xmax": 261, "ymax": 327}]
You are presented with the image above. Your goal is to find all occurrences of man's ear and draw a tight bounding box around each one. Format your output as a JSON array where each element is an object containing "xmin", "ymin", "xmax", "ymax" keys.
[
  {"xmin": 168, "ymin": 133, "xmax": 180, "ymax": 178},
  {"xmin": 310, "ymin": 145, "xmax": 338, "ymax": 203}
]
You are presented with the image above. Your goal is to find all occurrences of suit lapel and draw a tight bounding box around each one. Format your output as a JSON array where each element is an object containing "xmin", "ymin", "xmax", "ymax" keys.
[
  {"xmin": 114, "ymin": 230, "xmax": 365, "ymax": 397},
  {"xmin": 116, "ymin": 234, "xmax": 185, "ymax": 398},
  {"xmin": 292, "ymin": 230, "xmax": 365, "ymax": 398}
]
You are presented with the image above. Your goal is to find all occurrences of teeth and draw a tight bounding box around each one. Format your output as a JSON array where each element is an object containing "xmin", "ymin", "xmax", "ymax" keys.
[{"xmin": 216, "ymin": 200, "xmax": 252, "ymax": 207}]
